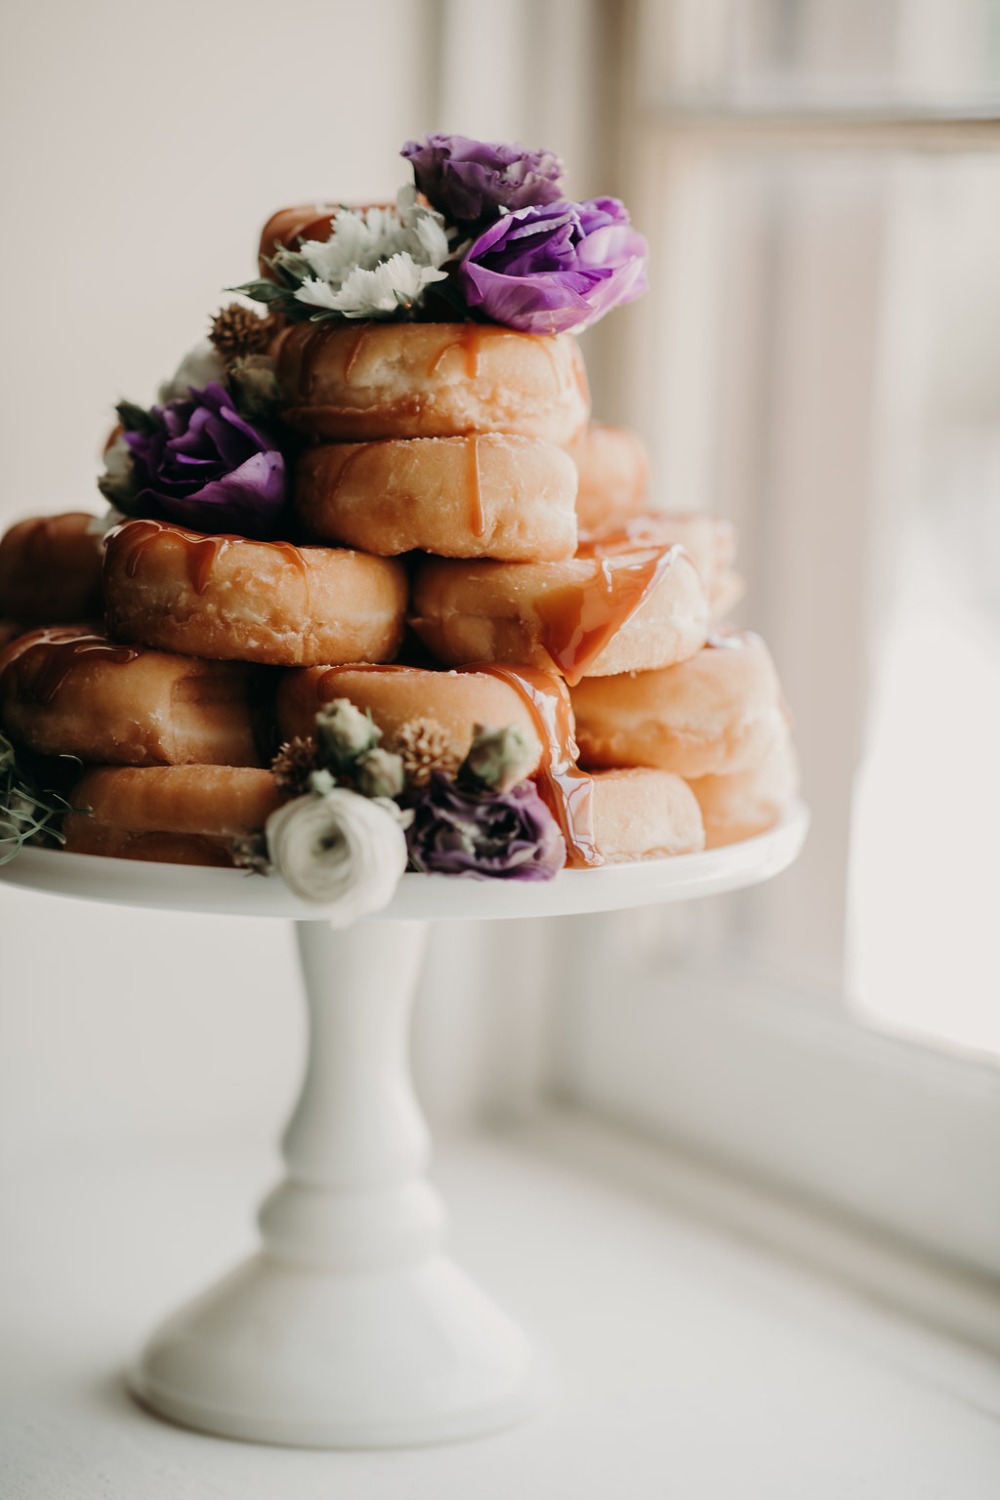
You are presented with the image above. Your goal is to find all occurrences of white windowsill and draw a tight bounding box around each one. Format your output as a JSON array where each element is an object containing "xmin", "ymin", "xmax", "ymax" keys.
[{"xmin": 3, "ymin": 1110, "xmax": 998, "ymax": 1499}]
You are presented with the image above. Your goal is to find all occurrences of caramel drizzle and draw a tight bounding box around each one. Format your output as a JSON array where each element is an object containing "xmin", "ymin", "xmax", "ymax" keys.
[
  {"xmin": 464, "ymin": 663, "xmax": 601, "ymax": 870},
  {"xmin": 343, "ymin": 324, "xmax": 375, "ymax": 382},
  {"xmin": 426, "ymin": 323, "xmax": 484, "ymax": 380},
  {"xmin": 114, "ymin": 518, "xmax": 308, "ymax": 597},
  {"xmin": 328, "ymin": 445, "xmax": 369, "ymax": 501},
  {"xmin": 13, "ymin": 629, "xmax": 140, "ymax": 706},
  {"xmin": 536, "ymin": 542, "xmax": 683, "ymax": 687},
  {"xmin": 575, "ymin": 517, "xmax": 671, "ymax": 557},
  {"xmin": 466, "ymin": 436, "xmax": 485, "ymax": 537}
]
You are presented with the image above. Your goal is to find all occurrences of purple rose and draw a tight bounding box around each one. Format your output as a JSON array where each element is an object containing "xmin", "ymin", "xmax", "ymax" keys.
[
  {"xmin": 124, "ymin": 383, "xmax": 286, "ymax": 539},
  {"xmin": 401, "ymin": 133, "xmax": 564, "ymax": 227},
  {"xmin": 407, "ymin": 773, "xmax": 565, "ymax": 881},
  {"xmin": 459, "ymin": 197, "xmax": 648, "ymax": 336}
]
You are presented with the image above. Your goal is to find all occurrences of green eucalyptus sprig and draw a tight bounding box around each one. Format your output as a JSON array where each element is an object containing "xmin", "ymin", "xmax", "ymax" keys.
[{"xmin": 0, "ymin": 733, "xmax": 73, "ymax": 865}]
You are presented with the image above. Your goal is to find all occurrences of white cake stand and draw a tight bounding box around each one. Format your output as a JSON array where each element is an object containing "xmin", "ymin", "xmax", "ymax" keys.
[{"xmin": 0, "ymin": 803, "xmax": 807, "ymax": 1449}]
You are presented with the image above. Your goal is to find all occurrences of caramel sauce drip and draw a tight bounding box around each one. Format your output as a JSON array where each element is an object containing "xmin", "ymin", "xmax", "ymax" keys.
[
  {"xmin": 14, "ymin": 629, "xmax": 140, "ymax": 706},
  {"xmin": 426, "ymin": 324, "xmax": 484, "ymax": 381},
  {"xmin": 466, "ymin": 436, "xmax": 485, "ymax": 537},
  {"xmin": 465, "ymin": 663, "xmax": 601, "ymax": 870},
  {"xmin": 115, "ymin": 518, "xmax": 307, "ymax": 597},
  {"xmin": 328, "ymin": 445, "xmax": 370, "ymax": 503},
  {"xmin": 343, "ymin": 324, "xmax": 375, "ymax": 382},
  {"xmin": 535, "ymin": 543, "xmax": 682, "ymax": 687},
  {"xmin": 575, "ymin": 517, "xmax": 669, "ymax": 557}
]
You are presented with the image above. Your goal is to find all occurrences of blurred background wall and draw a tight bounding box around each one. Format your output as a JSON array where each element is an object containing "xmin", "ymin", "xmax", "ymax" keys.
[{"xmin": 0, "ymin": 0, "xmax": 613, "ymax": 1155}]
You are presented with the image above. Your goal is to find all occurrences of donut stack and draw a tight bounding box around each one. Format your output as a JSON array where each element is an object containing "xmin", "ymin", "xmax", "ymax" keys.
[{"xmin": 0, "ymin": 213, "xmax": 796, "ymax": 873}]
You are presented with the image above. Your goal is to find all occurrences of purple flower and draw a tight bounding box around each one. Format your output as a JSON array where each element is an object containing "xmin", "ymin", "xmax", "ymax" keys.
[
  {"xmin": 407, "ymin": 773, "xmax": 565, "ymax": 881},
  {"xmin": 124, "ymin": 383, "xmax": 286, "ymax": 539},
  {"xmin": 459, "ymin": 197, "xmax": 648, "ymax": 336},
  {"xmin": 401, "ymin": 133, "xmax": 564, "ymax": 227}
]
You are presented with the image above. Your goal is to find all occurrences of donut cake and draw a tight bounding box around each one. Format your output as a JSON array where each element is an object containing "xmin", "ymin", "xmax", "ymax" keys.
[{"xmin": 0, "ymin": 132, "xmax": 796, "ymax": 887}]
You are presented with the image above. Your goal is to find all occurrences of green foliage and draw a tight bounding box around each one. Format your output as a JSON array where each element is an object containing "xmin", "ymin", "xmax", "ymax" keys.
[{"xmin": 0, "ymin": 733, "xmax": 72, "ymax": 865}]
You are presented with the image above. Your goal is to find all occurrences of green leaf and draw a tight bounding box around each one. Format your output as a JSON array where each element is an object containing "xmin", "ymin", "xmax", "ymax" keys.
[{"xmin": 115, "ymin": 399, "xmax": 161, "ymax": 435}]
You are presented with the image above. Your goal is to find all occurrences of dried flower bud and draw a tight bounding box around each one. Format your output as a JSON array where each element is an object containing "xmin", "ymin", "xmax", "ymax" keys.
[
  {"xmin": 315, "ymin": 699, "xmax": 381, "ymax": 769},
  {"xmin": 271, "ymin": 736, "xmax": 319, "ymax": 797},
  {"xmin": 229, "ymin": 354, "xmax": 281, "ymax": 422},
  {"xmin": 231, "ymin": 832, "xmax": 272, "ymax": 874},
  {"xmin": 390, "ymin": 718, "xmax": 461, "ymax": 788},
  {"xmin": 210, "ymin": 302, "xmax": 278, "ymax": 361},
  {"xmin": 460, "ymin": 724, "xmax": 535, "ymax": 793},
  {"xmin": 354, "ymin": 747, "xmax": 405, "ymax": 801}
]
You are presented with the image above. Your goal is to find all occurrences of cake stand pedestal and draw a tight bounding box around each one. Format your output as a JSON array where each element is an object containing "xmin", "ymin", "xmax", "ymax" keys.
[{"xmin": 0, "ymin": 804, "xmax": 807, "ymax": 1449}]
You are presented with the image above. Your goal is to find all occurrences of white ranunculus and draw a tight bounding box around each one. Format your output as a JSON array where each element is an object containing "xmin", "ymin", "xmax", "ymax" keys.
[
  {"xmin": 266, "ymin": 789, "xmax": 407, "ymax": 926},
  {"xmin": 157, "ymin": 338, "xmax": 228, "ymax": 404}
]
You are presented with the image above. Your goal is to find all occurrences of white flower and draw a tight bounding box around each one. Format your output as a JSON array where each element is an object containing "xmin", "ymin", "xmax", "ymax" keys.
[
  {"xmin": 296, "ymin": 253, "xmax": 446, "ymax": 320},
  {"xmin": 102, "ymin": 433, "xmax": 132, "ymax": 483},
  {"xmin": 413, "ymin": 213, "xmax": 450, "ymax": 266},
  {"xmin": 294, "ymin": 277, "xmax": 342, "ymax": 311},
  {"xmin": 279, "ymin": 185, "xmax": 451, "ymax": 320},
  {"xmin": 266, "ymin": 789, "xmax": 407, "ymax": 925},
  {"xmin": 97, "ymin": 433, "xmax": 137, "ymax": 509},
  {"xmin": 157, "ymin": 338, "xmax": 228, "ymax": 403}
]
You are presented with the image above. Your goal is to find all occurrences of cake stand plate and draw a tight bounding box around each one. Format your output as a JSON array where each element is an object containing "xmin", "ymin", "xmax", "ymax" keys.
[{"xmin": 0, "ymin": 804, "xmax": 808, "ymax": 1448}]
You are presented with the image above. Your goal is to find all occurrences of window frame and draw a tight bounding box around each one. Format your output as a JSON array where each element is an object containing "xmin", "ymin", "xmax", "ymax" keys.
[{"xmin": 540, "ymin": 0, "xmax": 1000, "ymax": 1281}]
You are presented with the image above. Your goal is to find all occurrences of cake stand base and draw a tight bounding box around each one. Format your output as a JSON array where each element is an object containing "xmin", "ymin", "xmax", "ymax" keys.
[
  {"xmin": 129, "ymin": 1252, "xmax": 538, "ymax": 1448},
  {"xmin": 130, "ymin": 919, "xmax": 539, "ymax": 1449}
]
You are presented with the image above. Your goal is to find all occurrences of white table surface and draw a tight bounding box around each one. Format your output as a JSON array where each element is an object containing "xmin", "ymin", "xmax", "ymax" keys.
[{"xmin": 2, "ymin": 1113, "xmax": 999, "ymax": 1499}]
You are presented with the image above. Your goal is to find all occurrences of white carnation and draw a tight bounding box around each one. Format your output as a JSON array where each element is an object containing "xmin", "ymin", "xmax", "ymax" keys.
[
  {"xmin": 294, "ymin": 277, "xmax": 343, "ymax": 311},
  {"xmin": 157, "ymin": 338, "xmax": 228, "ymax": 403},
  {"xmin": 295, "ymin": 253, "xmax": 446, "ymax": 320},
  {"xmin": 266, "ymin": 789, "xmax": 407, "ymax": 925},
  {"xmin": 278, "ymin": 185, "xmax": 451, "ymax": 320}
]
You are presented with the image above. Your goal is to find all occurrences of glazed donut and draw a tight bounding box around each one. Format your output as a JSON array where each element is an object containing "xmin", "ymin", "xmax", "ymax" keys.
[
  {"xmin": 568, "ymin": 423, "xmax": 649, "ymax": 530},
  {"xmin": 0, "ymin": 627, "xmax": 266, "ymax": 767},
  {"xmin": 590, "ymin": 768, "xmax": 704, "ymax": 862},
  {"xmin": 410, "ymin": 545, "xmax": 709, "ymax": 685},
  {"xmin": 275, "ymin": 321, "xmax": 590, "ymax": 445},
  {"xmin": 579, "ymin": 512, "xmax": 741, "ymax": 617},
  {"xmin": 295, "ymin": 434, "xmax": 578, "ymax": 561},
  {"xmin": 687, "ymin": 729, "xmax": 799, "ymax": 849},
  {"xmin": 63, "ymin": 766, "xmax": 282, "ymax": 866},
  {"xmin": 570, "ymin": 631, "xmax": 789, "ymax": 778},
  {"xmin": 102, "ymin": 519, "xmax": 408, "ymax": 667},
  {"xmin": 0, "ymin": 512, "xmax": 104, "ymax": 625},
  {"xmin": 276, "ymin": 663, "xmax": 545, "ymax": 773}
]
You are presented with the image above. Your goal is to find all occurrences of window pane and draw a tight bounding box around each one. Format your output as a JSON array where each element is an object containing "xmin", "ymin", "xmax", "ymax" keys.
[
  {"xmin": 847, "ymin": 155, "xmax": 1000, "ymax": 1058},
  {"xmin": 642, "ymin": 0, "xmax": 1000, "ymax": 104}
]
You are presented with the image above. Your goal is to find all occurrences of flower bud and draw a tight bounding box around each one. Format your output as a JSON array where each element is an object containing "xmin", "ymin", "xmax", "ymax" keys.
[
  {"xmin": 229, "ymin": 354, "xmax": 281, "ymax": 422},
  {"xmin": 460, "ymin": 724, "xmax": 535, "ymax": 793},
  {"xmin": 315, "ymin": 699, "xmax": 381, "ymax": 769},
  {"xmin": 354, "ymin": 747, "xmax": 405, "ymax": 801}
]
